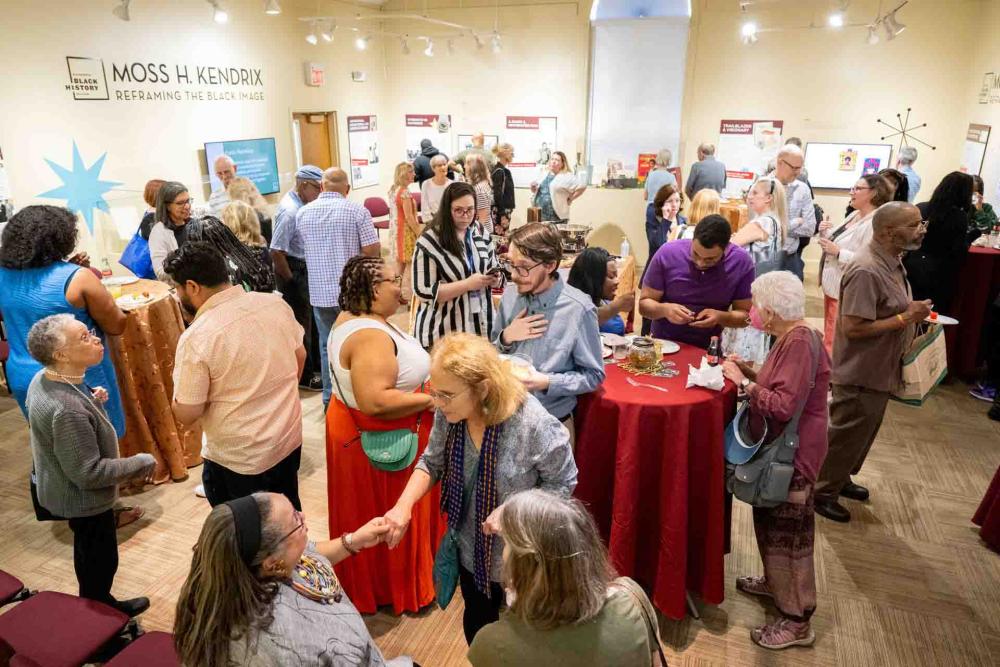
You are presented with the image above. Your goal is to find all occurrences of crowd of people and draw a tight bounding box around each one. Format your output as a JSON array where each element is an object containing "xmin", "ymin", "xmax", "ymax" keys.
[{"xmin": 0, "ymin": 131, "xmax": 996, "ymax": 664}]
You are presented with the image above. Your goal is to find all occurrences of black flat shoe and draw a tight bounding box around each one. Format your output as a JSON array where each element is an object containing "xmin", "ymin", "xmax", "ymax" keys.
[
  {"xmin": 112, "ymin": 597, "xmax": 150, "ymax": 617},
  {"xmin": 840, "ymin": 482, "xmax": 870, "ymax": 502},
  {"xmin": 815, "ymin": 500, "xmax": 851, "ymax": 523}
]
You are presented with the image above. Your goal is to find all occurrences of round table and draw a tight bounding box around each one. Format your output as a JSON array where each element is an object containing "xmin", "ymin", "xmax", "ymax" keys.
[
  {"xmin": 108, "ymin": 279, "xmax": 202, "ymax": 484},
  {"xmin": 946, "ymin": 246, "xmax": 1000, "ymax": 380},
  {"xmin": 573, "ymin": 343, "xmax": 737, "ymax": 620}
]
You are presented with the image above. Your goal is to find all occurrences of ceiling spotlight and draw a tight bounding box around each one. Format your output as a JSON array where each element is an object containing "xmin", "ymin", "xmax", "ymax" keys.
[
  {"xmin": 355, "ymin": 35, "xmax": 369, "ymax": 50},
  {"xmin": 884, "ymin": 9, "xmax": 905, "ymax": 39},
  {"xmin": 112, "ymin": 0, "xmax": 130, "ymax": 21},
  {"xmin": 828, "ymin": 12, "xmax": 844, "ymax": 28},
  {"xmin": 740, "ymin": 21, "xmax": 758, "ymax": 44},
  {"xmin": 401, "ymin": 37, "xmax": 411, "ymax": 55},
  {"xmin": 305, "ymin": 32, "xmax": 318, "ymax": 45},
  {"xmin": 491, "ymin": 32, "xmax": 501, "ymax": 53},
  {"xmin": 209, "ymin": 1, "xmax": 228, "ymax": 23},
  {"xmin": 424, "ymin": 40, "xmax": 434, "ymax": 57},
  {"xmin": 447, "ymin": 39, "xmax": 456, "ymax": 55},
  {"xmin": 867, "ymin": 24, "xmax": 880, "ymax": 44},
  {"xmin": 473, "ymin": 33, "xmax": 485, "ymax": 49},
  {"xmin": 320, "ymin": 20, "xmax": 334, "ymax": 42},
  {"xmin": 264, "ymin": 0, "xmax": 281, "ymax": 15}
]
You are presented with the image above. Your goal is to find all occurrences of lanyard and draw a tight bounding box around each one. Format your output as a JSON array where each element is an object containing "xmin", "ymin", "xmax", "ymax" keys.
[{"xmin": 463, "ymin": 228, "xmax": 477, "ymax": 275}]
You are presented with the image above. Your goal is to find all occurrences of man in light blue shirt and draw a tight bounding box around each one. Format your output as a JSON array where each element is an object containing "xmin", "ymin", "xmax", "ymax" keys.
[
  {"xmin": 492, "ymin": 223, "xmax": 605, "ymax": 435},
  {"xmin": 644, "ymin": 149, "xmax": 677, "ymax": 203},
  {"xmin": 897, "ymin": 146, "xmax": 921, "ymax": 203},
  {"xmin": 772, "ymin": 145, "xmax": 817, "ymax": 280},
  {"xmin": 271, "ymin": 165, "xmax": 323, "ymax": 391}
]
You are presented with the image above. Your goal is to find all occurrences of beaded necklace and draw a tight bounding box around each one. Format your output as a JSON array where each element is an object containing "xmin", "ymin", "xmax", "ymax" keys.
[{"xmin": 289, "ymin": 553, "xmax": 343, "ymax": 604}]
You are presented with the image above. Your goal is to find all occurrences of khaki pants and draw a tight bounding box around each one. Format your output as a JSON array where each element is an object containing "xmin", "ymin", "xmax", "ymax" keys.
[
  {"xmin": 561, "ymin": 415, "xmax": 576, "ymax": 453},
  {"xmin": 815, "ymin": 384, "xmax": 890, "ymax": 503}
]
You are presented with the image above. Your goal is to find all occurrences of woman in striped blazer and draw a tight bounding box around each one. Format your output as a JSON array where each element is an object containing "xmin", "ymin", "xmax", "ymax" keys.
[{"xmin": 412, "ymin": 182, "xmax": 503, "ymax": 350}]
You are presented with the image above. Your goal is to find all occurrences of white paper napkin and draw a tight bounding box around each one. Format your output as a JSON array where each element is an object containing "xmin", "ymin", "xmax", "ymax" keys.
[{"xmin": 686, "ymin": 357, "xmax": 725, "ymax": 391}]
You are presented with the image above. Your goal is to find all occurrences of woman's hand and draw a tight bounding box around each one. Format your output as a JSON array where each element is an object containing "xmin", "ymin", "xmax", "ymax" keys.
[
  {"xmin": 353, "ymin": 516, "xmax": 391, "ymax": 550},
  {"xmin": 67, "ymin": 252, "xmax": 91, "ymax": 267},
  {"xmin": 482, "ymin": 504, "xmax": 504, "ymax": 535},
  {"xmin": 722, "ymin": 359, "xmax": 746, "ymax": 385},
  {"xmin": 502, "ymin": 308, "xmax": 548, "ymax": 344},
  {"xmin": 817, "ymin": 237, "xmax": 840, "ymax": 257},
  {"xmin": 91, "ymin": 386, "xmax": 109, "ymax": 404},
  {"xmin": 818, "ymin": 216, "xmax": 833, "ymax": 236},
  {"xmin": 465, "ymin": 273, "xmax": 494, "ymax": 292},
  {"xmin": 519, "ymin": 367, "xmax": 550, "ymax": 393},
  {"xmin": 611, "ymin": 291, "xmax": 636, "ymax": 314},
  {"xmin": 383, "ymin": 504, "xmax": 412, "ymax": 549}
]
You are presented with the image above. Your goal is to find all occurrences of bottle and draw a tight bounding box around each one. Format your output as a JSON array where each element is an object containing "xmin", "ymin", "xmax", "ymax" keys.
[
  {"xmin": 992, "ymin": 224, "xmax": 1000, "ymax": 248},
  {"xmin": 706, "ymin": 335, "xmax": 721, "ymax": 366},
  {"xmin": 100, "ymin": 257, "xmax": 113, "ymax": 279},
  {"xmin": 620, "ymin": 236, "xmax": 631, "ymax": 259}
]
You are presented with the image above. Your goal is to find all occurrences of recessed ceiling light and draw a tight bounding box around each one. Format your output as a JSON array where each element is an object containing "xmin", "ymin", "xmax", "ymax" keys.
[
  {"xmin": 355, "ymin": 35, "xmax": 369, "ymax": 50},
  {"xmin": 828, "ymin": 12, "xmax": 844, "ymax": 28}
]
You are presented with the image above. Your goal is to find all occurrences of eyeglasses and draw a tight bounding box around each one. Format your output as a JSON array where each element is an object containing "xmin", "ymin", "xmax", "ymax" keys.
[
  {"xmin": 451, "ymin": 206, "xmax": 476, "ymax": 218},
  {"xmin": 502, "ymin": 259, "xmax": 545, "ymax": 277},
  {"xmin": 170, "ymin": 197, "xmax": 193, "ymax": 207},
  {"xmin": 380, "ymin": 275, "xmax": 404, "ymax": 287},
  {"xmin": 428, "ymin": 386, "xmax": 471, "ymax": 405},
  {"xmin": 779, "ymin": 158, "xmax": 803, "ymax": 172},
  {"xmin": 849, "ymin": 186, "xmax": 872, "ymax": 193},
  {"xmin": 277, "ymin": 510, "xmax": 305, "ymax": 544},
  {"xmin": 59, "ymin": 328, "xmax": 99, "ymax": 350}
]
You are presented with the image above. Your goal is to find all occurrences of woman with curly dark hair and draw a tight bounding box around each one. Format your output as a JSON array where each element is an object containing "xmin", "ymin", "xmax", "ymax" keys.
[
  {"xmin": 0, "ymin": 205, "xmax": 127, "ymax": 435},
  {"xmin": 323, "ymin": 255, "xmax": 442, "ymax": 614},
  {"xmin": 903, "ymin": 171, "xmax": 973, "ymax": 314}
]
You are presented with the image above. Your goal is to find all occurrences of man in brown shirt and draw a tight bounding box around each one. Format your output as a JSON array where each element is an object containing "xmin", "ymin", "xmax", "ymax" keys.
[{"xmin": 815, "ymin": 202, "xmax": 931, "ymax": 523}]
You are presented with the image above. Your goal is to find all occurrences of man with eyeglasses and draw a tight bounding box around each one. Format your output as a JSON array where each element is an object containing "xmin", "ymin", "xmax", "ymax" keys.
[
  {"xmin": 772, "ymin": 145, "xmax": 816, "ymax": 280},
  {"xmin": 815, "ymin": 202, "xmax": 931, "ymax": 523},
  {"xmin": 207, "ymin": 154, "xmax": 238, "ymax": 216},
  {"xmin": 271, "ymin": 165, "xmax": 324, "ymax": 393},
  {"xmin": 492, "ymin": 223, "xmax": 605, "ymax": 436}
]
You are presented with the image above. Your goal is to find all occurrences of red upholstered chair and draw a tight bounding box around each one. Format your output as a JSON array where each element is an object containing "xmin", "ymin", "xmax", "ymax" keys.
[
  {"xmin": 106, "ymin": 631, "xmax": 179, "ymax": 666},
  {"xmin": 0, "ymin": 309, "xmax": 10, "ymax": 395},
  {"xmin": 363, "ymin": 197, "xmax": 391, "ymax": 231},
  {"xmin": 0, "ymin": 591, "xmax": 130, "ymax": 667},
  {"xmin": 0, "ymin": 570, "xmax": 30, "ymax": 607},
  {"xmin": 412, "ymin": 191, "xmax": 422, "ymax": 213}
]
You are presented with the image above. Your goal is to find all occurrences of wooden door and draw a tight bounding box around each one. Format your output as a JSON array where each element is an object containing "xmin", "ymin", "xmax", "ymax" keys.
[{"xmin": 293, "ymin": 112, "xmax": 339, "ymax": 170}]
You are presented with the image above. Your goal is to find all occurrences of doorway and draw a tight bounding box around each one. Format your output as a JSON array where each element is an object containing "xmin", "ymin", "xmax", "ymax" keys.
[{"xmin": 292, "ymin": 112, "xmax": 339, "ymax": 170}]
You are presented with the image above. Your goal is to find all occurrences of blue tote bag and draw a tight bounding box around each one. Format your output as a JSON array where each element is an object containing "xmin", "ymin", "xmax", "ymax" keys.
[{"xmin": 118, "ymin": 230, "xmax": 156, "ymax": 280}]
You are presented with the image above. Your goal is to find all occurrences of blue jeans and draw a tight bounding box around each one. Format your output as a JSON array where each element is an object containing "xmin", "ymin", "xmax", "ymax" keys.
[{"xmin": 313, "ymin": 306, "xmax": 341, "ymax": 406}]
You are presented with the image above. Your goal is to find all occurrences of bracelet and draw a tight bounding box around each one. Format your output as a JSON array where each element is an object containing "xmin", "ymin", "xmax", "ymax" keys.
[
  {"xmin": 340, "ymin": 532, "xmax": 360, "ymax": 556},
  {"xmin": 896, "ymin": 313, "xmax": 906, "ymax": 326}
]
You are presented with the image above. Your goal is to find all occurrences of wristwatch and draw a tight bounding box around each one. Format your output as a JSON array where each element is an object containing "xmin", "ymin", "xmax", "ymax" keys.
[{"xmin": 740, "ymin": 378, "xmax": 751, "ymax": 390}]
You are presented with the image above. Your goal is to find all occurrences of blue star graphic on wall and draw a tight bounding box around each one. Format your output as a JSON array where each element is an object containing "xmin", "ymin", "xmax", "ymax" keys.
[{"xmin": 38, "ymin": 142, "xmax": 122, "ymax": 233}]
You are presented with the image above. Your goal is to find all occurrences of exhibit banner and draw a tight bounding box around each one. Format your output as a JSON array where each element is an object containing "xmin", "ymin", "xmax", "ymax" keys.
[
  {"xmin": 347, "ymin": 115, "xmax": 379, "ymax": 189},
  {"xmin": 505, "ymin": 116, "xmax": 558, "ymax": 188},
  {"xmin": 961, "ymin": 123, "xmax": 991, "ymax": 175},
  {"xmin": 405, "ymin": 114, "xmax": 452, "ymax": 161},
  {"xmin": 717, "ymin": 119, "xmax": 783, "ymax": 196}
]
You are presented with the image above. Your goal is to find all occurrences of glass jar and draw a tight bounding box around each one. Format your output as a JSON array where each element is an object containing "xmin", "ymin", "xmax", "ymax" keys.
[{"xmin": 628, "ymin": 337, "xmax": 658, "ymax": 370}]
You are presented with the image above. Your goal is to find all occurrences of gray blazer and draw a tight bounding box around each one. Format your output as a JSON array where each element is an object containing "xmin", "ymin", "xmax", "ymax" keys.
[{"xmin": 684, "ymin": 156, "xmax": 727, "ymax": 200}]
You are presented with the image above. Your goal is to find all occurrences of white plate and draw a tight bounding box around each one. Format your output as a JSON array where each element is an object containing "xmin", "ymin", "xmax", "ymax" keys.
[
  {"xmin": 103, "ymin": 276, "xmax": 139, "ymax": 286},
  {"xmin": 116, "ymin": 294, "xmax": 154, "ymax": 309},
  {"xmin": 601, "ymin": 333, "xmax": 629, "ymax": 347},
  {"xmin": 654, "ymin": 338, "xmax": 681, "ymax": 354},
  {"xmin": 602, "ymin": 345, "xmax": 613, "ymax": 359},
  {"xmin": 925, "ymin": 314, "xmax": 958, "ymax": 326}
]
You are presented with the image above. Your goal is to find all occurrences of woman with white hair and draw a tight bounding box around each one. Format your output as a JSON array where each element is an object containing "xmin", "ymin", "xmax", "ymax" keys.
[
  {"xmin": 643, "ymin": 148, "xmax": 677, "ymax": 205},
  {"xmin": 25, "ymin": 314, "xmax": 156, "ymax": 616},
  {"xmin": 420, "ymin": 154, "xmax": 454, "ymax": 223},
  {"xmin": 720, "ymin": 271, "xmax": 831, "ymax": 651},
  {"xmin": 468, "ymin": 489, "xmax": 665, "ymax": 666}
]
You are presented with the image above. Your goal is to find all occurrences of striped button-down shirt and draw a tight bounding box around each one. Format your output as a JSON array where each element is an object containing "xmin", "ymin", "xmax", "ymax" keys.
[
  {"xmin": 294, "ymin": 192, "xmax": 378, "ymax": 307},
  {"xmin": 270, "ymin": 190, "xmax": 305, "ymax": 259},
  {"xmin": 412, "ymin": 227, "xmax": 500, "ymax": 349}
]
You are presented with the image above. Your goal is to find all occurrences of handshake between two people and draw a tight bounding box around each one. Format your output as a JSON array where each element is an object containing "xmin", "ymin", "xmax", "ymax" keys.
[{"xmin": 376, "ymin": 503, "xmax": 505, "ymax": 550}]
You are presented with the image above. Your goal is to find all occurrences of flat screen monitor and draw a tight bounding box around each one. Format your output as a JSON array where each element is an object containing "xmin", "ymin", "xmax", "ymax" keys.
[
  {"xmin": 803, "ymin": 142, "xmax": 893, "ymax": 190},
  {"xmin": 204, "ymin": 137, "xmax": 280, "ymax": 195}
]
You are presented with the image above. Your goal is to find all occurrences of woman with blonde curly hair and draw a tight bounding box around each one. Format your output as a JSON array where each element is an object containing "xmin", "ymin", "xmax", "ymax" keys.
[
  {"xmin": 220, "ymin": 200, "xmax": 274, "ymax": 286},
  {"xmin": 675, "ymin": 187, "xmax": 722, "ymax": 240},
  {"xmin": 227, "ymin": 176, "xmax": 273, "ymax": 243},
  {"xmin": 468, "ymin": 489, "xmax": 665, "ymax": 666},
  {"xmin": 384, "ymin": 333, "xmax": 578, "ymax": 644}
]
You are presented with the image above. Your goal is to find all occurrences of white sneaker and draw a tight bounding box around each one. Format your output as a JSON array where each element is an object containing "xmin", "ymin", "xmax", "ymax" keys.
[{"xmin": 195, "ymin": 484, "xmax": 207, "ymax": 498}]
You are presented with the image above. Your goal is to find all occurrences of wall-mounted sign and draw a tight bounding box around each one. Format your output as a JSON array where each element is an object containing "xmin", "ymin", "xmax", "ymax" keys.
[
  {"xmin": 961, "ymin": 123, "xmax": 991, "ymax": 175},
  {"xmin": 980, "ymin": 72, "xmax": 999, "ymax": 105},
  {"xmin": 504, "ymin": 116, "xmax": 558, "ymax": 188},
  {"xmin": 404, "ymin": 114, "xmax": 452, "ymax": 161},
  {"xmin": 305, "ymin": 62, "xmax": 324, "ymax": 87},
  {"xmin": 63, "ymin": 56, "xmax": 266, "ymax": 104},
  {"xmin": 348, "ymin": 115, "xmax": 379, "ymax": 189},
  {"xmin": 717, "ymin": 119, "xmax": 784, "ymax": 196}
]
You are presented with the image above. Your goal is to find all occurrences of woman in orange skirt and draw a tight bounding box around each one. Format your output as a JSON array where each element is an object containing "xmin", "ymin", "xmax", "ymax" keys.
[{"xmin": 326, "ymin": 255, "xmax": 446, "ymax": 614}]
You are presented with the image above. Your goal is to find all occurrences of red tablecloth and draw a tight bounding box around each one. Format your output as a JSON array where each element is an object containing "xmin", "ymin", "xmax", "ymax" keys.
[
  {"xmin": 946, "ymin": 247, "xmax": 1000, "ymax": 381},
  {"xmin": 574, "ymin": 344, "xmax": 737, "ymax": 620},
  {"xmin": 973, "ymin": 464, "xmax": 1000, "ymax": 552}
]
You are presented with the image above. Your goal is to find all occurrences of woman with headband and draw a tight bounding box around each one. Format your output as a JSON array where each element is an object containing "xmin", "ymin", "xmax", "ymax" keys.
[{"xmin": 174, "ymin": 492, "xmax": 413, "ymax": 666}]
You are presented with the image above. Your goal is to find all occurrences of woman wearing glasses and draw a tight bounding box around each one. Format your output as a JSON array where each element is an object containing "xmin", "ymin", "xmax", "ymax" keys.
[
  {"xmin": 175, "ymin": 492, "xmax": 414, "ymax": 667},
  {"xmin": 148, "ymin": 181, "xmax": 194, "ymax": 282},
  {"xmin": 412, "ymin": 182, "xmax": 503, "ymax": 350},
  {"xmin": 817, "ymin": 174, "xmax": 892, "ymax": 354},
  {"xmin": 384, "ymin": 333, "xmax": 577, "ymax": 644},
  {"xmin": 324, "ymin": 256, "xmax": 445, "ymax": 615}
]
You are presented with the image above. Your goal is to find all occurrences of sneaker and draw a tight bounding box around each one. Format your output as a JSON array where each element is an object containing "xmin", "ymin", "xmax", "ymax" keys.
[
  {"xmin": 194, "ymin": 484, "xmax": 206, "ymax": 498},
  {"xmin": 970, "ymin": 382, "xmax": 996, "ymax": 402},
  {"xmin": 736, "ymin": 575, "xmax": 773, "ymax": 599},
  {"xmin": 299, "ymin": 375, "xmax": 323, "ymax": 392},
  {"xmin": 751, "ymin": 618, "xmax": 815, "ymax": 650}
]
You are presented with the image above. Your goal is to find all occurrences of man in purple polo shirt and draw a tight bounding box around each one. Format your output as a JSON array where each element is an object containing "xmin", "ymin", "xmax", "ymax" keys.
[{"xmin": 639, "ymin": 214, "xmax": 754, "ymax": 348}]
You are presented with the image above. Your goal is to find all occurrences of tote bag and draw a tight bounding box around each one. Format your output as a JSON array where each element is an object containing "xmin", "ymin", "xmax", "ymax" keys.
[
  {"xmin": 891, "ymin": 323, "xmax": 948, "ymax": 406},
  {"xmin": 118, "ymin": 231, "xmax": 156, "ymax": 280}
]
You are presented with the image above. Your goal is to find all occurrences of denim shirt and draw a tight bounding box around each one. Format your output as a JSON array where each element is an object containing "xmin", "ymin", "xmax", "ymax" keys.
[{"xmin": 492, "ymin": 277, "xmax": 605, "ymax": 419}]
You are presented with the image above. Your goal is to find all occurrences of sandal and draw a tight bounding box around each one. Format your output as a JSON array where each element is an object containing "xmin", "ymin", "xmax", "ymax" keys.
[
  {"xmin": 736, "ymin": 575, "xmax": 773, "ymax": 599},
  {"xmin": 114, "ymin": 506, "xmax": 145, "ymax": 529},
  {"xmin": 751, "ymin": 618, "xmax": 815, "ymax": 650}
]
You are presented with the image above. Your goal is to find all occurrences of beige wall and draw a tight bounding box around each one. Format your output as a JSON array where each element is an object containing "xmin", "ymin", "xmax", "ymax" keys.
[{"xmin": 964, "ymin": 0, "xmax": 1000, "ymax": 196}]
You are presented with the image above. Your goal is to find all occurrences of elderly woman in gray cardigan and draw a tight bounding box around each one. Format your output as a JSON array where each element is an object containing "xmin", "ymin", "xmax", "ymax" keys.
[
  {"xmin": 25, "ymin": 314, "xmax": 155, "ymax": 617},
  {"xmin": 384, "ymin": 333, "xmax": 577, "ymax": 645}
]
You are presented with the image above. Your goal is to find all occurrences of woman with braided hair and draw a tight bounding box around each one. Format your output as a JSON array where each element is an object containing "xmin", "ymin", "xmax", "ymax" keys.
[
  {"xmin": 185, "ymin": 215, "xmax": 274, "ymax": 293},
  {"xmin": 324, "ymin": 255, "xmax": 446, "ymax": 614}
]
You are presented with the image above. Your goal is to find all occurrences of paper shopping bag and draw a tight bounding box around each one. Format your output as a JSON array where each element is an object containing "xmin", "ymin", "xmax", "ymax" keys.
[{"xmin": 892, "ymin": 323, "xmax": 947, "ymax": 406}]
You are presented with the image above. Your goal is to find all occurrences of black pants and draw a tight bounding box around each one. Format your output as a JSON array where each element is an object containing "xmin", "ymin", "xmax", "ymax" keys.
[
  {"xmin": 68, "ymin": 509, "xmax": 119, "ymax": 604},
  {"xmin": 278, "ymin": 256, "xmax": 321, "ymax": 383},
  {"xmin": 202, "ymin": 446, "xmax": 302, "ymax": 510},
  {"xmin": 459, "ymin": 565, "xmax": 504, "ymax": 645}
]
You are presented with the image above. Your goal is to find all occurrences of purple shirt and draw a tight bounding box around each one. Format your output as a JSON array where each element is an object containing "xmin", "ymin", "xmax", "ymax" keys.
[{"xmin": 642, "ymin": 239, "xmax": 754, "ymax": 347}]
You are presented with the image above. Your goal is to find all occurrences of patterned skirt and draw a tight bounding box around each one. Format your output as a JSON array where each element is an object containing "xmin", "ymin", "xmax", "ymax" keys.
[{"xmin": 752, "ymin": 470, "xmax": 817, "ymax": 621}]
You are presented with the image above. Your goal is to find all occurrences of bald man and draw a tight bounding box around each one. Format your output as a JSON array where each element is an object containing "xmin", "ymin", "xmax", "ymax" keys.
[
  {"xmin": 773, "ymin": 144, "xmax": 817, "ymax": 279},
  {"xmin": 292, "ymin": 167, "xmax": 380, "ymax": 407},
  {"xmin": 814, "ymin": 202, "xmax": 930, "ymax": 523},
  {"xmin": 684, "ymin": 142, "xmax": 727, "ymax": 200},
  {"xmin": 454, "ymin": 131, "xmax": 496, "ymax": 169},
  {"xmin": 208, "ymin": 154, "xmax": 237, "ymax": 216}
]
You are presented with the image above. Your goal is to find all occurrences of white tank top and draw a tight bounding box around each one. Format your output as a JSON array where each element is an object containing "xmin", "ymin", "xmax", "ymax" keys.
[{"xmin": 328, "ymin": 318, "xmax": 431, "ymax": 409}]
